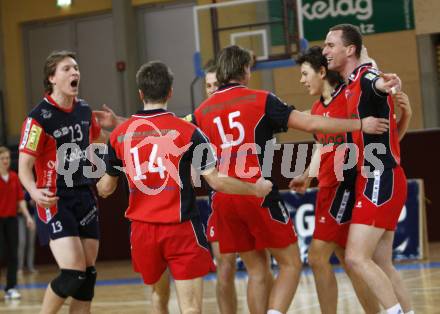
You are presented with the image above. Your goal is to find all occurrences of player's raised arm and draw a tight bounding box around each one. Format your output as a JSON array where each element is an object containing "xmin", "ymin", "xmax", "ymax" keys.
[
  {"xmin": 202, "ymin": 168, "xmax": 273, "ymax": 198},
  {"xmin": 288, "ymin": 144, "xmax": 322, "ymax": 194},
  {"xmin": 287, "ymin": 110, "xmax": 389, "ymax": 134},
  {"xmin": 375, "ymin": 73, "xmax": 401, "ymax": 94},
  {"xmin": 190, "ymin": 127, "xmax": 272, "ymax": 197},
  {"xmin": 394, "ymin": 91, "xmax": 412, "ymax": 141},
  {"xmin": 97, "ymin": 139, "xmax": 123, "ymax": 198},
  {"xmin": 94, "ymin": 104, "xmax": 128, "ymax": 129}
]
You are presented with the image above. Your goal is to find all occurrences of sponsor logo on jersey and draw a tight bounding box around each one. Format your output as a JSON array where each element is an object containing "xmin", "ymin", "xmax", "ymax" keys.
[
  {"xmin": 41, "ymin": 109, "xmax": 53, "ymax": 119},
  {"xmin": 345, "ymin": 89, "xmax": 353, "ymax": 100},
  {"xmin": 364, "ymin": 72, "xmax": 377, "ymax": 81},
  {"xmin": 81, "ymin": 120, "xmax": 90, "ymax": 126},
  {"xmin": 317, "ymin": 134, "xmax": 345, "ymax": 146},
  {"xmin": 79, "ymin": 100, "xmax": 88, "ymax": 107},
  {"xmin": 53, "ymin": 126, "xmax": 70, "ymax": 138},
  {"xmin": 64, "ymin": 147, "xmax": 88, "ymax": 162},
  {"xmin": 53, "ymin": 130, "xmax": 62, "ymax": 138},
  {"xmin": 45, "ymin": 207, "xmax": 52, "ymax": 221},
  {"xmin": 26, "ymin": 124, "xmax": 43, "ymax": 151},
  {"xmin": 368, "ymin": 68, "xmax": 380, "ymax": 75},
  {"xmin": 20, "ymin": 118, "xmax": 33, "ymax": 149}
]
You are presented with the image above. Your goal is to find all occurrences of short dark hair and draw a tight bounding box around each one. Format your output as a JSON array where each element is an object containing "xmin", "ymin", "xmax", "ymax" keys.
[
  {"xmin": 329, "ymin": 24, "xmax": 362, "ymax": 58},
  {"xmin": 216, "ymin": 45, "xmax": 251, "ymax": 85},
  {"xmin": 136, "ymin": 61, "xmax": 174, "ymax": 104},
  {"xmin": 297, "ymin": 46, "xmax": 327, "ymax": 73},
  {"xmin": 297, "ymin": 46, "xmax": 343, "ymax": 87},
  {"xmin": 44, "ymin": 50, "xmax": 76, "ymax": 94}
]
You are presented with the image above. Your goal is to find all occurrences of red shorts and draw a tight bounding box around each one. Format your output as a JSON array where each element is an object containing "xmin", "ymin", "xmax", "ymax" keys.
[
  {"xmin": 212, "ymin": 192, "xmax": 297, "ymax": 254},
  {"xmin": 352, "ymin": 166, "xmax": 407, "ymax": 230},
  {"xmin": 130, "ymin": 217, "xmax": 213, "ymax": 284},
  {"xmin": 313, "ymin": 182, "xmax": 355, "ymax": 248},
  {"xmin": 206, "ymin": 209, "xmax": 218, "ymax": 242}
]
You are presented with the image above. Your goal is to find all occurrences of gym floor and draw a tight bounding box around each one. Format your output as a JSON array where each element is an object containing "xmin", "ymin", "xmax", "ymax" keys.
[{"xmin": 1, "ymin": 243, "xmax": 439, "ymax": 313}]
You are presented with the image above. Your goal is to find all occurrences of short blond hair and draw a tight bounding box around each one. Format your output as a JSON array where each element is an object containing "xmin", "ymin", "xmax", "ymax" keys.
[{"xmin": 0, "ymin": 146, "xmax": 10, "ymax": 155}]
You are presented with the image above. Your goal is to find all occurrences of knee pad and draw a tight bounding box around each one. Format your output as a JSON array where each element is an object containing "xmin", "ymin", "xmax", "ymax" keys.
[
  {"xmin": 50, "ymin": 269, "xmax": 86, "ymax": 298},
  {"xmin": 72, "ymin": 266, "xmax": 97, "ymax": 301}
]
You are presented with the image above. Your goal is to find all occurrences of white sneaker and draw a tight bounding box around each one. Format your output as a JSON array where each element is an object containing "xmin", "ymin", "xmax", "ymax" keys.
[{"xmin": 4, "ymin": 288, "xmax": 21, "ymax": 300}]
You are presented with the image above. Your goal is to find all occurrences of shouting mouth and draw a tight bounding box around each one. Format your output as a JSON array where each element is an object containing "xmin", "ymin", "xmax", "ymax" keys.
[{"xmin": 70, "ymin": 79, "xmax": 79, "ymax": 88}]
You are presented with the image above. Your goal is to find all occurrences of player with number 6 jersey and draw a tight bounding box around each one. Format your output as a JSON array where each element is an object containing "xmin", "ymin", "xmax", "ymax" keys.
[{"xmin": 193, "ymin": 45, "xmax": 391, "ymax": 314}]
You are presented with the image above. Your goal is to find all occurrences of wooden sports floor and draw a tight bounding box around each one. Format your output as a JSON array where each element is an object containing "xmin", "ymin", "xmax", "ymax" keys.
[{"xmin": 1, "ymin": 243, "xmax": 439, "ymax": 313}]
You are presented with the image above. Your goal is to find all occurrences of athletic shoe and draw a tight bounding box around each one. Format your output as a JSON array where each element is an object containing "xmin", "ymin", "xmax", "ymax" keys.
[{"xmin": 4, "ymin": 289, "xmax": 21, "ymax": 300}]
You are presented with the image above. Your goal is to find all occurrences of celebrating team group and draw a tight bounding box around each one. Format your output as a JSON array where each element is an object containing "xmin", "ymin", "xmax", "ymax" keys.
[{"xmin": 17, "ymin": 23, "xmax": 413, "ymax": 314}]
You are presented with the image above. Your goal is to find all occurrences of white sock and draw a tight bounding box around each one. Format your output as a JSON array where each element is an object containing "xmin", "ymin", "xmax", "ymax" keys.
[
  {"xmin": 267, "ymin": 310, "xmax": 283, "ymax": 314},
  {"xmin": 405, "ymin": 311, "xmax": 415, "ymax": 314},
  {"xmin": 386, "ymin": 304, "xmax": 403, "ymax": 314}
]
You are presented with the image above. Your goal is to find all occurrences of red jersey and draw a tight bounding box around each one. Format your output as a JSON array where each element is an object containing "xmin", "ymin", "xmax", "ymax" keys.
[
  {"xmin": 0, "ymin": 170, "xmax": 24, "ymax": 217},
  {"xmin": 106, "ymin": 109, "xmax": 216, "ymax": 224},
  {"xmin": 344, "ymin": 65, "xmax": 400, "ymax": 173},
  {"xmin": 19, "ymin": 95, "xmax": 101, "ymax": 189},
  {"xmin": 193, "ymin": 83, "xmax": 294, "ymax": 208},
  {"xmin": 311, "ymin": 84, "xmax": 348, "ymax": 187},
  {"xmin": 193, "ymin": 83, "xmax": 294, "ymax": 183}
]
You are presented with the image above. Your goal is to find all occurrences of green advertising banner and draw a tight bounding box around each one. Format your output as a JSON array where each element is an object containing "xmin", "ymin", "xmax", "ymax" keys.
[
  {"xmin": 301, "ymin": 0, "xmax": 415, "ymax": 41},
  {"xmin": 269, "ymin": 0, "xmax": 415, "ymax": 45}
]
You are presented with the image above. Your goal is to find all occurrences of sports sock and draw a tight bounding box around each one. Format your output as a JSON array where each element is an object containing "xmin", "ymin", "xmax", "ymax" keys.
[
  {"xmin": 267, "ymin": 310, "xmax": 283, "ymax": 314},
  {"xmin": 386, "ymin": 304, "xmax": 403, "ymax": 314}
]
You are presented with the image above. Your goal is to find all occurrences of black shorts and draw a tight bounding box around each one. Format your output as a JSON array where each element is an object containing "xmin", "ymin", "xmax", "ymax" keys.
[{"xmin": 36, "ymin": 186, "xmax": 100, "ymax": 245}]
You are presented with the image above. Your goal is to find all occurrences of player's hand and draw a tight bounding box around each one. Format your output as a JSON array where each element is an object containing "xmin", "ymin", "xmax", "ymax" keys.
[
  {"xmin": 31, "ymin": 189, "xmax": 59, "ymax": 208},
  {"xmin": 94, "ymin": 104, "xmax": 118, "ymax": 129},
  {"xmin": 96, "ymin": 179, "xmax": 108, "ymax": 198},
  {"xmin": 361, "ymin": 117, "xmax": 389, "ymax": 134},
  {"xmin": 394, "ymin": 91, "xmax": 412, "ymax": 118},
  {"xmin": 255, "ymin": 177, "xmax": 273, "ymax": 197},
  {"xmin": 96, "ymin": 176, "xmax": 117, "ymax": 198},
  {"xmin": 289, "ymin": 175, "xmax": 311, "ymax": 194},
  {"xmin": 379, "ymin": 73, "xmax": 401, "ymax": 94},
  {"xmin": 26, "ymin": 217, "xmax": 36, "ymax": 231},
  {"xmin": 360, "ymin": 46, "xmax": 372, "ymax": 65}
]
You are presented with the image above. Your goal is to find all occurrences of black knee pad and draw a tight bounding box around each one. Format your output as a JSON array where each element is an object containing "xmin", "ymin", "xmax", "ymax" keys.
[
  {"xmin": 72, "ymin": 266, "xmax": 97, "ymax": 301},
  {"xmin": 50, "ymin": 269, "xmax": 86, "ymax": 298}
]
